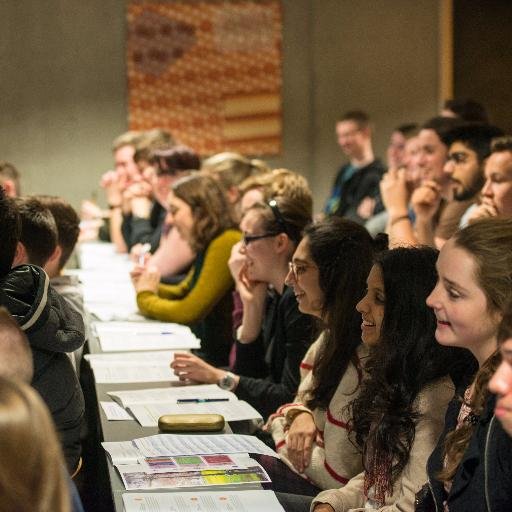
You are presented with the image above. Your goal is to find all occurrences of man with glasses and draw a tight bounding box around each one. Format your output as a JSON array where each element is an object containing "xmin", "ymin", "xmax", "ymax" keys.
[{"xmin": 324, "ymin": 110, "xmax": 385, "ymax": 223}]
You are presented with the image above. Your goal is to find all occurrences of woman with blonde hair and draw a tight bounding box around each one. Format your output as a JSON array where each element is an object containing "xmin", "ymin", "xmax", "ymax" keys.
[
  {"xmin": 132, "ymin": 173, "xmax": 240, "ymax": 366},
  {"xmin": 0, "ymin": 377, "xmax": 71, "ymax": 512},
  {"xmin": 202, "ymin": 151, "xmax": 270, "ymax": 204}
]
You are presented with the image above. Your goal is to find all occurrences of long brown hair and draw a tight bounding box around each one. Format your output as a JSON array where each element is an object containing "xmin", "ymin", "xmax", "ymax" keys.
[
  {"xmin": 172, "ymin": 172, "xmax": 237, "ymax": 252},
  {"xmin": 303, "ymin": 218, "xmax": 382, "ymax": 410},
  {"xmin": 0, "ymin": 377, "xmax": 70, "ymax": 512},
  {"xmin": 439, "ymin": 218, "xmax": 512, "ymax": 481}
]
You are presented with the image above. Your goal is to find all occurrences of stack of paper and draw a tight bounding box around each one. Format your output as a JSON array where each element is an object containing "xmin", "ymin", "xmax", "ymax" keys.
[
  {"xmin": 129, "ymin": 400, "xmax": 262, "ymax": 427},
  {"xmin": 103, "ymin": 434, "xmax": 278, "ymax": 492},
  {"xmin": 102, "ymin": 434, "xmax": 278, "ymax": 465},
  {"xmin": 75, "ymin": 243, "xmax": 142, "ymax": 320},
  {"xmin": 77, "ymin": 242, "xmax": 124, "ymax": 270},
  {"xmin": 132, "ymin": 434, "xmax": 277, "ymax": 458},
  {"xmin": 85, "ymin": 351, "xmax": 178, "ymax": 384},
  {"xmin": 93, "ymin": 321, "xmax": 200, "ymax": 352},
  {"xmin": 107, "ymin": 384, "xmax": 237, "ymax": 408},
  {"xmin": 117, "ymin": 454, "xmax": 270, "ymax": 490}
]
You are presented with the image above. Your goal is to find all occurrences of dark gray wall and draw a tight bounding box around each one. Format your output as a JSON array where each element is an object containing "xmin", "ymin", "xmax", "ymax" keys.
[
  {"xmin": 308, "ymin": 0, "xmax": 440, "ymax": 205},
  {"xmin": 0, "ymin": 1, "xmax": 126, "ymax": 205},
  {"xmin": 0, "ymin": 1, "xmax": 440, "ymax": 210}
]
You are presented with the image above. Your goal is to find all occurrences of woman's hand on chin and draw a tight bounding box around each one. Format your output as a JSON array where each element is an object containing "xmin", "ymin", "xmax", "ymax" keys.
[{"xmin": 238, "ymin": 265, "xmax": 267, "ymax": 305}]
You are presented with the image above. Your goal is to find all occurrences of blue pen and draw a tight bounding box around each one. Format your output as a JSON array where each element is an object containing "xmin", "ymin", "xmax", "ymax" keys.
[
  {"xmin": 134, "ymin": 331, "xmax": 175, "ymax": 335},
  {"xmin": 177, "ymin": 398, "xmax": 230, "ymax": 404}
]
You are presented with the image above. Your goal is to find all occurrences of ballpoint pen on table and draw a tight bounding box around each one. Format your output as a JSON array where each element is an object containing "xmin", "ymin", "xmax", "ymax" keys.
[{"xmin": 176, "ymin": 398, "xmax": 230, "ymax": 404}]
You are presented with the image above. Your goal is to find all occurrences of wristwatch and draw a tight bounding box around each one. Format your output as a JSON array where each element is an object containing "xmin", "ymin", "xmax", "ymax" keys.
[{"xmin": 218, "ymin": 371, "xmax": 237, "ymax": 391}]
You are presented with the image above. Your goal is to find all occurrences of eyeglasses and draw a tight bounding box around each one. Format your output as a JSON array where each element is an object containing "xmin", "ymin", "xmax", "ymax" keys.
[
  {"xmin": 243, "ymin": 232, "xmax": 280, "ymax": 245},
  {"xmin": 288, "ymin": 261, "xmax": 317, "ymax": 280},
  {"xmin": 268, "ymin": 199, "xmax": 290, "ymax": 237}
]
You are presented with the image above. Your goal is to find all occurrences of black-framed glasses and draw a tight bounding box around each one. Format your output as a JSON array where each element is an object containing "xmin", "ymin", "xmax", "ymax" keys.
[
  {"xmin": 243, "ymin": 232, "xmax": 280, "ymax": 245},
  {"xmin": 288, "ymin": 261, "xmax": 317, "ymax": 280},
  {"xmin": 268, "ymin": 199, "xmax": 290, "ymax": 236}
]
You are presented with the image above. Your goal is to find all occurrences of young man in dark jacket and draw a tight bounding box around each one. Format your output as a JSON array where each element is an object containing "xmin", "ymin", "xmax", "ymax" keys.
[
  {"xmin": 0, "ymin": 189, "xmax": 85, "ymax": 474},
  {"xmin": 0, "ymin": 307, "xmax": 85, "ymax": 512}
]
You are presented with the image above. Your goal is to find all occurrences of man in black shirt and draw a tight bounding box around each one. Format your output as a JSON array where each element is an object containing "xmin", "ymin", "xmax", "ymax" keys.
[{"xmin": 324, "ymin": 110, "xmax": 385, "ymax": 223}]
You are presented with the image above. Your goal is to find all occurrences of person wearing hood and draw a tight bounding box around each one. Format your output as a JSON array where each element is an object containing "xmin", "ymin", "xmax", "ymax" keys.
[{"xmin": 0, "ymin": 190, "xmax": 85, "ymax": 474}]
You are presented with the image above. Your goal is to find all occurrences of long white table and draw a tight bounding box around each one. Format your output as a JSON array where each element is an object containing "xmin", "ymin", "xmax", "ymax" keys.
[{"xmin": 77, "ymin": 243, "xmax": 264, "ymax": 511}]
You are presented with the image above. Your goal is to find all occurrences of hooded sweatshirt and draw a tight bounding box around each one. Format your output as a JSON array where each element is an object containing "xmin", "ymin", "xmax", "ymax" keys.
[{"xmin": 0, "ymin": 264, "xmax": 85, "ymax": 473}]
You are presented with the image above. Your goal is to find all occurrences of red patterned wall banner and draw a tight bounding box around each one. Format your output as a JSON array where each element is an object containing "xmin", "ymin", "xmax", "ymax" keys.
[{"xmin": 127, "ymin": 1, "xmax": 283, "ymax": 156}]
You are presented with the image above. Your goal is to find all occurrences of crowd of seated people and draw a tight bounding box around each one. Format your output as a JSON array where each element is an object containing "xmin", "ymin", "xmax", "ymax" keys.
[{"xmin": 1, "ymin": 95, "xmax": 512, "ymax": 512}]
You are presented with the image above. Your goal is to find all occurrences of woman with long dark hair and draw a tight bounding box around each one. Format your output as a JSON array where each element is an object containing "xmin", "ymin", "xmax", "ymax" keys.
[
  {"xmin": 267, "ymin": 218, "xmax": 384, "ymax": 491},
  {"xmin": 312, "ymin": 247, "xmax": 463, "ymax": 511}
]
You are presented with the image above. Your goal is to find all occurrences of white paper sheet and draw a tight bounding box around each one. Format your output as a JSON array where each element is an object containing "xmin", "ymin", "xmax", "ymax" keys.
[
  {"xmin": 100, "ymin": 401, "xmax": 134, "ymax": 421},
  {"xmin": 83, "ymin": 286, "xmax": 136, "ymax": 305},
  {"xmin": 86, "ymin": 303, "xmax": 142, "ymax": 322},
  {"xmin": 108, "ymin": 385, "xmax": 237, "ymax": 408},
  {"xmin": 122, "ymin": 490, "xmax": 285, "ymax": 512},
  {"xmin": 93, "ymin": 321, "xmax": 200, "ymax": 352},
  {"xmin": 130, "ymin": 400, "xmax": 262, "ymax": 427},
  {"xmin": 85, "ymin": 350, "xmax": 176, "ymax": 363},
  {"xmin": 102, "ymin": 441, "xmax": 141, "ymax": 465},
  {"xmin": 92, "ymin": 364, "xmax": 179, "ymax": 384},
  {"xmin": 86, "ymin": 350, "xmax": 180, "ymax": 384},
  {"xmin": 133, "ymin": 434, "xmax": 278, "ymax": 458}
]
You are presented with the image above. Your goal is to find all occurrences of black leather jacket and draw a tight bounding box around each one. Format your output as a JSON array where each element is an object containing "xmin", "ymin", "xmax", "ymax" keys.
[{"xmin": 0, "ymin": 265, "xmax": 85, "ymax": 472}]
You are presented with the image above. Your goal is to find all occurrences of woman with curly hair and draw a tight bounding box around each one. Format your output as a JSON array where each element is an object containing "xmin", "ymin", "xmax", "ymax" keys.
[
  {"xmin": 131, "ymin": 173, "xmax": 240, "ymax": 366},
  {"xmin": 311, "ymin": 246, "xmax": 467, "ymax": 512},
  {"xmin": 421, "ymin": 218, "xmax": 512, "ymax": 511}
]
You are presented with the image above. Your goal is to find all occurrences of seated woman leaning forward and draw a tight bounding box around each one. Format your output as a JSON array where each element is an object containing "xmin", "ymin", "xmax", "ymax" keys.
[
  {"xmin": 422, "ymin": 218, "xmax": 512, "ymax": 512},
  {"xmin": 170, "ymin": 195, "xmax": 316, "ymax": 419},
  {"xmin": 312, "ymin": 247, "xmax": 467, "ymax": 512},
  {"xmin": 266, "ymin": 218, "xmax": 386, "ymax": 492},
  {"xmin": 131, "ymin": 173, "xmax": 241, "ymax": 366}
]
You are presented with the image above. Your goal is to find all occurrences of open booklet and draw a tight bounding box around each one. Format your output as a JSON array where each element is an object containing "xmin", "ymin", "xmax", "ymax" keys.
[
  {"xmin": 92, "ymin": 321, "xmax": 201, "ymax": 352},
  {"xmin": 107, "ymin": 384, "xmax": 237, "ymax": 408},
  {"xmin": 117, "ymin": 455, "xmax": 271, "ymax": 490},
  {"xmin": 122, "ymin": 490, "xmax": 285, "ymax": 511},
  {"xmin": 102, "ymin": 433, "xmax": 278, "ymax": 466},
  {"xmin": 129, "ymin": 400, "xmax": 263, "ymax": 427},
  {"xmin": 85, "ymin": 351, "xmax": 180, "ymax": 384}
]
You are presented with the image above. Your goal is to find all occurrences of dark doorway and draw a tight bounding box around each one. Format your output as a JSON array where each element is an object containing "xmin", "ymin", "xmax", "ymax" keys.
[{"xmin": 453, "ymin": 0, "xmax": 512, "ymax": 132}]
